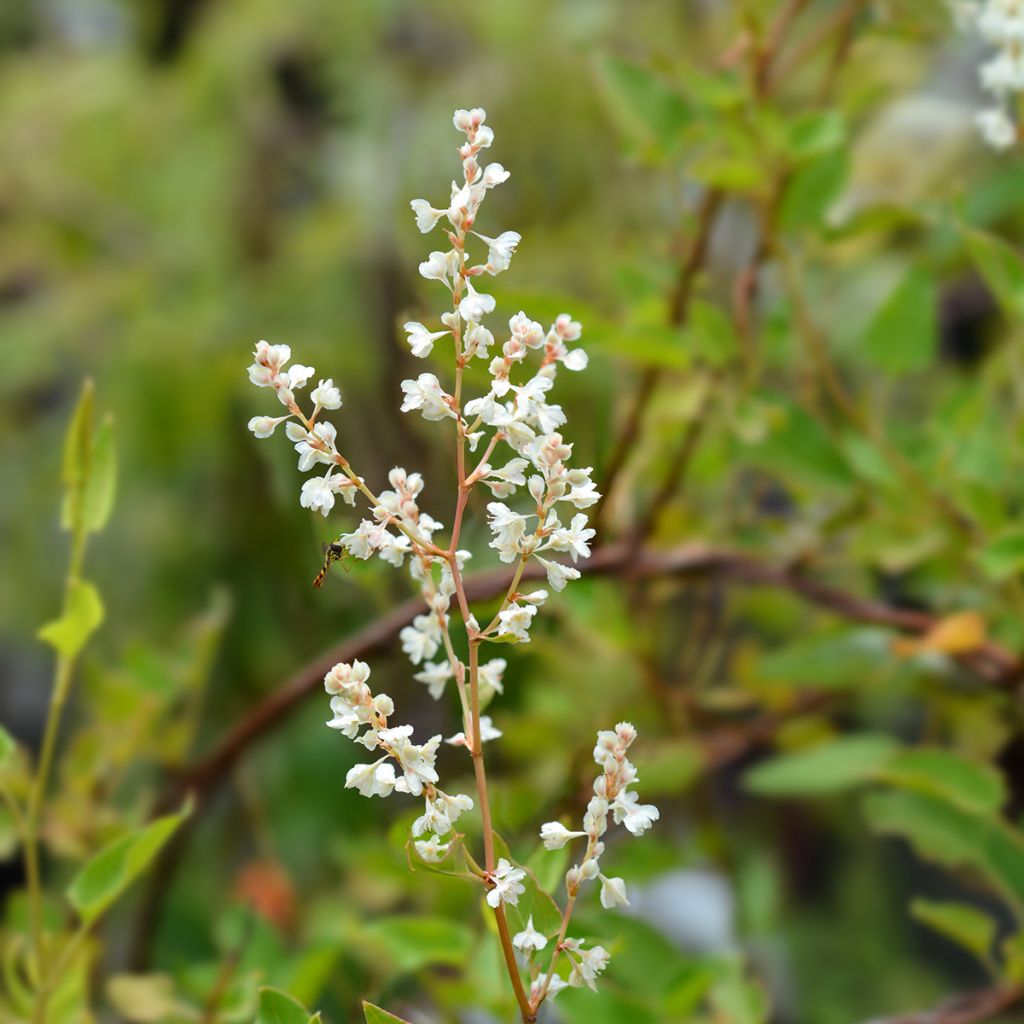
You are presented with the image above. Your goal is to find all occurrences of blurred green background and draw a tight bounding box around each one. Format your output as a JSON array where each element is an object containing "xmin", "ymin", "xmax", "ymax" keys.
[{"xmin": 6, "ymin": 1, "xmax": 1024, "ymax": 1022}]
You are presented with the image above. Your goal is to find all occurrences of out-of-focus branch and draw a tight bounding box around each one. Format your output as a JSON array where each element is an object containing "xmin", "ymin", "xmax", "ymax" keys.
[
  {"xmin": 862, "ymin": 984, "xmax": 1024, "ymax": 1024},
  {"xmin": 593, "ymin": 189, "xmax": 723, "ymax": 532},
  {"xmin": 158, "ymin": 542, "xmax": 1021, "ymax": 813}
]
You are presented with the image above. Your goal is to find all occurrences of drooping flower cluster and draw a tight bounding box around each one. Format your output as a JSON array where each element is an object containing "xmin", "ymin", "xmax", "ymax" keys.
[
  {"xmin": 954, "ymin": 0, "xmax": 1024, "ymax": 149},
  {"xmin": 524, "ymin": 722, "xmax": 660, "ymax": 1003},
  {"xmin": 245, "ymin": 107, "xmax": 648, "ymax": 1013},
  {"xmin": 324, "ymin": 659, "xmax": 474, "ymax": 863}
]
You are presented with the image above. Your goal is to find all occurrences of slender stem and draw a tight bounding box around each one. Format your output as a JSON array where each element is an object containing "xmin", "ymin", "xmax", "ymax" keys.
[{"xmin": 533, "ymin": 893, "xmax": 577, "ymax": 1009}]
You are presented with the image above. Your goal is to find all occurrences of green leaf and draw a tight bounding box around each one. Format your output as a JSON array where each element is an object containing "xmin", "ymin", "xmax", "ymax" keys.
[
  {"xmin": 863, "ymin": 269, "xmax": 937, "ymax": 374},
  {"xmin": 362, "ymin": 915, "xmax": 473, "ymax": 974},
  {"xmin": 686, "ymin": 300, "xmax": 738, "ymax": 367},
  {"xmin": 878, "ymin": 749, "xmax": 1006, "ymax": 816},
  {"xmin": 910, "ymin": 899, "xmax": 996, "ymax": 967},
  {"xmin": 257, "ymin": 988, "xmax": 319, "ymax": 1024},
  {"xmin": 964, "ymin": 228, "xmax": 1024, "ymax": 321},
  {"xmin": 363, "ymin": 1002, "xmax": 412, "ymax": 1024},
  {"xmin": 755, "ymin": 630, "xmax": 888, "ymax": 689},
  {"xmin": 745, "ymin": 735, "xmax": 898, "ymax": 797},
  {"xmin": 66, "ymin": 802, "xmax": 191, "ymax": 924},
  {"xmin": 83, "ymin": 413, "xmax": 116, "ymax": 533},
  {"xmin": 864, "ymin": 790, "xmax": 1024, "ymax": 912},
  {"xmin": 780, "ymin": 148, "xmax": 848, "ymax": 231},
  {"xmin": 595, "ymin": 55, "xmax": 690, "ymax": 158},
  {"xmin": 37, "ymin": 578, "xmax": 105, "ymax": 660},
  {"xmin": 60, "ymin": 380, "xmax": 95, "ymax": 532},
  {"xmin": 0, "ymin": 727, "xmax": 14, "ymax": 772},
  {"xmin": 979, "ymin": 528, "xmax": 1024, "ymax": 581},
  {"xmin": 786, "ymin": 111, "xmax": 846, "ymax": 162}
]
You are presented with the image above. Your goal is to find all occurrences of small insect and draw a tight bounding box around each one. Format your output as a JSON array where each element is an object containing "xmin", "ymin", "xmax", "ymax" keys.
[{"xmin": 313, "ymin": 541, "xmax": 348, "ymax": 589}]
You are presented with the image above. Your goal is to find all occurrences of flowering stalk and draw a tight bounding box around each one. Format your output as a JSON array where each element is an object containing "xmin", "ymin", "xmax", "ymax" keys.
[
  {"xmin": 953, "ymin": 0, "xmax": 1024, "ymax": 149},
  {"xmin": 246, "ymin": 107, "xmax": 657, "ymax": 1020}
]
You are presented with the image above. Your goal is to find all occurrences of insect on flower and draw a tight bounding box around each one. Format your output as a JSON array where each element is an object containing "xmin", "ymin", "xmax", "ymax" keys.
[{"xmin": 312, "ymin": 541, "xmax": 348, "ymax": 589}]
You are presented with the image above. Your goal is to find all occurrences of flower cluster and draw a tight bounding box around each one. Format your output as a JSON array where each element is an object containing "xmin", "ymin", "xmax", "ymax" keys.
[
  {"xmin": 954, "ymin": 0, "xmax": 1024, "ymax": 149},
  {"xmin": 522, "ymin": 722, "xmax": 659, "ymax": 1003},
  {"xmin": 324, "ymin": 659, "xmax": 474, "ymax": 863},
  {"xmin": 245, "ymin": 107, "xmax": 645, "ymax": 1014}
]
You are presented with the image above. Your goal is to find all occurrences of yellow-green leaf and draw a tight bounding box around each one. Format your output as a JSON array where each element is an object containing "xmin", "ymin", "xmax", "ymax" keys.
[
  {"xmin": 66, "ymin": 802, "xmax": 191, "ymax": 925},
  {"xmin": 877, "ymin": 749, "xmax": 1006, "ymax": 816},
  {"xmin": 863, "ymin": 269, "xmax": 937, "ymax": 374},
  {"xmin": 363, "ymin": 1002, "xmax": 412, "ymax": 1024},
  {"xmin": 745, "ymin": 735, "xmax": 897, "ymax": 797},
  {"xmin": 37, "ymin": 579, "xmax": 105, "ymax": 660},
  {"xmin": 83, "ymin": 413, "xmax": 116, "ymax": 533},
  {"xmin": 257, "ymin": 988, "xmax": 320, "ymax": 1024},
  {"xmin": 910, "ymin": 899, "xmax": 996, "ymax": 967},
  {"xmin": 965, "ymin": 228, "xmax": 1024, "ymax": 321}
]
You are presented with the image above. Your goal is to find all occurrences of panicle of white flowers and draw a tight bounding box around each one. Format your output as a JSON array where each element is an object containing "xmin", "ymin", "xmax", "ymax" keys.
[
  {"xmin": 245, "ymin": 107, "xmax": 626, "ymax": 1010},
  {"xmin": 322, "ymin": 658, "xmax": 474, "ymax": 864},
  {"xmin": 954, "ymin": 0, "xmax": 1024, "ymax": 149},
  {"xmin": 528, "ymin": 722, "xmax": 659, "ymax": 1003}
]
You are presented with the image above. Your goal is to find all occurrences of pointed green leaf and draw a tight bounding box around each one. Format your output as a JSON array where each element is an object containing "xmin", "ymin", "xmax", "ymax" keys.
[
  {"xmin": 745, "ymin": 735, "xmax": 897, "ymax": 797},
  {"xmin": 863, "ymin": 269, "xmax": 937, "ymax": 374},
  {"xmin": 979, "ymin": 528, "xmax": 1024, "ymax": 581},
  {"xmin": 864, "ymin": 790, "xmax": 1024, "ymax": 912},
  {"xmin": 0, "ymin": 727, "xmax": 13, "ymax": 771},
  {"xmin": 67, "ymin": 802, "xmax": 191, "ymax": 925},
  {"xmin": 37, "ymin": 579, "xmax": 105, "ymax": 660},
  {"xmin": 60, "ymin": 379, "xmax": 95, "ymax": 531},
  {"xmin": 595, "ymin": 55, "xmax": 690, "ymax": 158},
  {"xmin": 83, "ymin": 413, "xmax": 116, "ymax": 533},
  {"xmin": 363, "ymin": 1002, "xmax": 412, "ymax": 1024},
  {"xmin": 362, "ymin": 916, "xmax": 473, "ymax": 974},
  {"xmin": 257, "ymin": 988, "xmax": 319, "ymax": 1024},
  {"xmin": 910, "ymin": 899, "xmax": 996, "ymax": 967},
  {"xmin": 965, "ymin": 228, "xmax": 1024, "ymax": 321},
  {"xmin": 878, "ymin": 749, "xmax": 1006, "ymax": 816}
]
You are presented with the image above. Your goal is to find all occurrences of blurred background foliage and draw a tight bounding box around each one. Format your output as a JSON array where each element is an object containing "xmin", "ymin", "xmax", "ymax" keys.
[{"xmin": 6, "ymin": 0, "xmax": 1024, "ymax": 1021}]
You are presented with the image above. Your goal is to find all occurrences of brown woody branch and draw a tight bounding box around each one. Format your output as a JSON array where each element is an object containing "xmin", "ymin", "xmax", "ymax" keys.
[
  {"xmin": 161, "ymin": 542, "xmax": 1021, "ymax": 813},
  {"xmin": 863, "ymin": 984, "xmax": 1024, "ymax": 1024}
]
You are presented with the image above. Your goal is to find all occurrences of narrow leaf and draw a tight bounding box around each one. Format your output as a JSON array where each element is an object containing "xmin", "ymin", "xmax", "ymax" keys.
[
  {"xmin": 0, "ymin": 728, "xmax": 13, "ymax": 771},
  {"xmin": 257, "ymin": 988, "xmax": 317, "ymax": 1024},
  {"xmin": 363, "ymin": 1002, "xmax": 412, "ymax": 1024},
  {"xmin": 67, "ymin": 802, "xmax": 191, "ymax": 925},
  {"xmin": 745, "ymin": 735, "xmax": 897, "ymax": 797},
  {"xmin": 877, "ymin": 749, "xmax": 1006, "ymax": 816},
  {"xmin": 965, "ymin": 228, "xmax": 1024, "ymax": 321},
  {"xmin": 910, "ymin": 899, "xmax": 996, "ymax": 967},
  {"xmin": 37, "ymin": 579, "xmax": 105, "ymax": 660},
  {"xmin": 83, "ymin": 414, "xmax": 116, "ymax": 533},
  {"xmin": 863, "ymin": 269, "xmax": 936, "ymax": 374}
]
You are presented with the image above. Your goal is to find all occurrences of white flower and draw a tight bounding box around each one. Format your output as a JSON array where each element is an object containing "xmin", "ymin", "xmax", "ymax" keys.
[
  {"xmin": 403, "ymin": 321, "xmax": 450, "ymax": 358},
  {"xmin": 446, "ymin": 715, "xmax": 502, "ymax": 746},
  {"xmin": 478, "ymin": 658, "xmax": 507, "ymax": 696},
  {"xmin": 486, "ymin": 501, "xmax": 529, "ymax": 561},
  {"xmin": 453, "ymin": 107, "xmax": 487, "ymax": 134},
  {"xmin": 410, "ymin": 198, "xmax": 446, "ymax": 233},
  {"xmin": 380, "ymin": 727, "xmax": 441, "ymax": 796},
  {"xmin": 400, "ymin": 613, "xmax": 442, "ymax": 664},
  {"xmin": 413, "ymin": 661, "xmax": 452, "ymax": 700},
  {"xmin": 247, "ymin": 414, "xmax": 290, "ymax": 438},
  {"xmin": 247, "ymin": 340, "xmax": 291, "ymax": 386},
  {"xmin": 497, "ymin": 602, "xmax": 538, "ymax": 642},
  {"xmin": 599, "ymin": 875, "xmax": 629, "ymax": 909},
  {"xmin": 458, "ymin": 281, "xmax": 496, "ymax": 323},
  {"xmin": 977, "ymin": 106, "xmax": 1017, "ymax": 149},
  {"xmin": 537, "ymin": 557, "xmax": 581, "ymax": 593},
  {"xmin": 473, "ymin": 230, "xmax": 521, "ymax": 274},
  {"xmin": 540, "ymin": 821, "xmax": 586, "ymax": 851},
  {"xmin": 311, "ymin": 378, "xmax": 342, "ymax": 410},
  {"xmin": 531, "ymin": 975, "xmax": 569, "ymax": 1003},
  {"xmin": 611, "ymin": 790, "xmax": 660, "ymax": 836},
  {"xmin": 480, "ymin": 162, "xmax": 510, "ymax": 188},
  {"xmin": 419, "ymin": 249, "xmax": 459, "ymax": 285},
  {"xmin": 486, "ymin": 858, "xmax": 526, "ymax": 908},
  {"xmin": 400, "ymin": 373, "xmax": 457, "ymax": 421},
  {"xmin": 483, "ymin": 458, "xmax": 528, "ymax": 498},
  {"xmin": 564, "ymin": 939, "xmax": 610, "ymax": 991},
  {"xmin": 564, "ymin": 468, "xmax": 600, "ymax": 509},
  {"xmin": 300, "ymin": 473, "xmax": 336, "ymax": 516},
  {"xmin": 512, "ymin": 915, "xmax": 548, "ymax": 953},
  {"xmin": 283, "ymin": 364, "xmax": 314, "ymax": 391},
  {"xmin": 509, "ymin": 311, "xmax": 545, "ymax": 349},
  {"xmin": 464, "ymin": 324, "xmax": 494, "ymax": 360},
  {"xmin": 548, "ymin": 513, "xmax": 595, "ymax": 562},
  {"xmin": 324, "ymin": 659, "xmax": 372, "ymax": 695},
  {"xmin": 414, "ymin": 835, "xmax": 451, "ymax": 863},
  {"xmin": 345, "ymin": 760, "xmax": 398, "ymax": 799}
]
